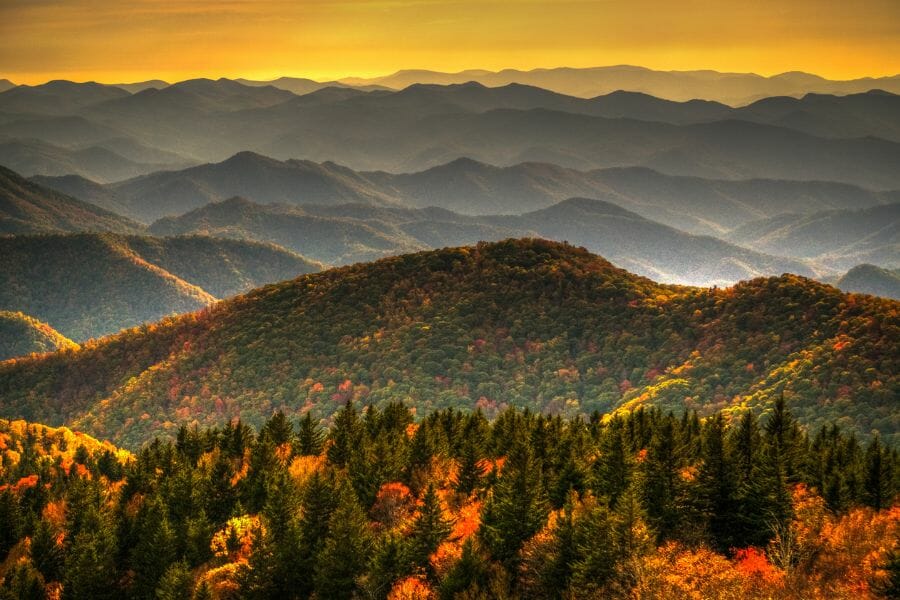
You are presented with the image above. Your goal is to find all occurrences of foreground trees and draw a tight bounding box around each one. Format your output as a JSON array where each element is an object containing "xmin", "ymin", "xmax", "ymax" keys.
[{"xmin": 0, "ymin": 402, "xmax": 897, "ymax": 599}]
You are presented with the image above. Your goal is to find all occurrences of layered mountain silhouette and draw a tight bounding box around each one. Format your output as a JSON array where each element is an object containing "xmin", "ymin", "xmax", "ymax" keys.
[
  {"xmin": 2, "ymin": 79, "xmax": 898, "ymax": 187},
  {"xmin": 0, "ymin": 239, "xmax": 893, "ymax": 448},
  {"xmin": 338, "ymin": 65, "xmax": 900, "ymax": 105},
  {"xmin": 0, "ymin": 311, "xmax": 78, "ymax": 361},
  {"xmin": 0, "ymin": 164, "xmax": 141, "ymax": 234},
  {"xmin": 149, "ymin": 194, "xmax": 814, "ymax": 286},
  {"xmin": 728, "ymin": 203, "xmax": 900, "ymax": 271},
  {"xmin": 34, "ymin": 152, "xmax": 894, "ymax": 234},
  {"xmin": 833, "ymin": 264, "xmax": 900, "ymax": 300},
  {"xmin": 0, "ymin": 233, "xmax": 321, "ymax": 340}
]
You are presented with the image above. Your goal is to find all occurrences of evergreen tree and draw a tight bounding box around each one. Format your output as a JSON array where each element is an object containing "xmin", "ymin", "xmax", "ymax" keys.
[
  {"xmin": 695, "ymin": 414, "xmax": 737, "ymax": 552},
  {"xmin": 728, "ymin": 411, "xmax": 773, "ymax": 547},
  {"xmin": 0, "ymin": 489, "xmax": 23, "ymax": 559},
  {"xmin": 407, "ymin": 485, "xmax": 453, "ymax": 580},
  {"xmin": 130, "ymin": 496, "xmax": 177, "ymax": 600},
  {"xmin": 313, "ymin": 480, "xmax": 373, "ymax": 598},
  {"xmin": 640, "ymin": 418, "xmax": 681, "ymax": 541},
  {"xmin": 569, "ymin": 499, "xmax": 620, "ymax": 593},
  {"xmin": 327, "ymin": 400, "xmax": 362, "ymax": 468},
  {"xmin": 591, "ymin": 420, "xmax": 630, "ymax": 507},
  {"xmin": 864, "ymin": 435, "xmax": 894, "ymax": 510},
  {"xmin": 479, "ymin": 439, "xmax": 548, "ymax": 570},
  {"xmin": 63, "ymin": 515, "xmax": 119, "ymax": 600},
  {"xmin": 296, "ymin": 413, "xmax": 325, "ymax": 456},
  {"xmin": 295, "ymin": 472, "xmax": 337, "ymax": 598},
  {"xmin": 0, "ymin": 560, "xmax": 46, "ymax": 600},
  {"xmin": 155, "ymin": 561, "xmax": 192, "ymax": 600},
  {"xmin": 30, "ymin": 519, "xmax": 64, "ymax": 584}
]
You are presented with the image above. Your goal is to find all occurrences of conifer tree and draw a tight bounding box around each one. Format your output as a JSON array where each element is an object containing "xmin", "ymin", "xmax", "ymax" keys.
[
  {"xmin": 695, "ymin": 414, "xmax": 737, "ymax": 552},
  {"xmin": 314, "ymin": 480, "xmax": 373, "ymax": 598},
  {"xmin": 479, "ymin": 439, "xmax": 548, "ymax": 570},
  {"xmin": 296, "ymin": 412, "xmax": 325, "ymax": 456},
  {"xmin": 155, "ymin": 561, "xmax": 192, "ymax": 600},
  {"xmin": 130, "ymin": 496, "xmax": 177, "ymax": 600},
  {"xmin": 407, "ymin": 485, "xmax": 453, "ymax": 580}
]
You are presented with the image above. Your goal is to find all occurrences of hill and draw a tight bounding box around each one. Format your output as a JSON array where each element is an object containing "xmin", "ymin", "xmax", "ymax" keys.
[
  {"xmin": 0, "ymin": 233, "xmax": 320, "ymax": 340},
  {"xmin": 0, "ymin": 80, "xmax": 130, "ymax": 115},
  {"xmin": 834, "ymin": 265, "xmax": 900, "ymax": 300},
  {"xmin": 0, "ymin": 311, "xmax": 78, "ymax": 360},
  {"xmin": 337, "ymin": 65, "xmax": 900, "ymax": 105},
  {"xmin": 0, "ymin": 239, "xmax": 894, "ymax": 448},
  {"xmin": 0, "ymin": 164, "xmax": 142, "ymax": 234},
  {"xmin": 150, "ymin": 196, "xmax": 813, "ymax": 285},
  {"xmin": 727, "ymin": 203, "xmax": 899, "ymax": 271},
  {"xmin": 57, "ymin": 152, "xmax": 894, "ymax": 232}
]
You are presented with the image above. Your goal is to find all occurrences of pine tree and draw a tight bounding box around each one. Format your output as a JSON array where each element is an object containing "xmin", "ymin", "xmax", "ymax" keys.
[
  {"xmin": 30, "ymin": 519, "xmax": 64, "ymax": 584},
  {"xmin": 728, "ymin": 411, "xmax": 773, "ymax": 547},
  {"xmin": 130, "ymin": 496, "xmax": 177, "ymax": 600},
  {"xmin": 591, "ymin": 421, "xmax": 630, "ymax": 507},
  {"xmin": 407, "ymin": 485, "xmax": 452, "ymax": 580},
  {"xmin": 695, "ymin": 414, "xmax": 737, "ymax": 552},
  {"xmin": 295, "ymin": 472, "xmax": 337, "ymax": 597},
  {"xmin": 313, "ymin": 480, "xmax": 373, "ymax": 598},
  {"xmin": 296, "ymin": 413, "xmax": 325, "ymax": 456},
  {"xmin": 569, "ymin": 498, "xmax": 620, "ymax": 593},
  {"xmin": 479, "ymin": 439, "xmax": 548, "ymax": 570},
  {"xmin": 0, "ymin": 489, "xmax": 23, "ymax": 559},
  {"xmin": 327, "ymin": 400, "xmax": 361, "ymax": 468},
  {"xmin": 864, "ymin": 435, "xmax": 894, "ymax": 510},
  {"xmin": 155, "ymin": 561, "xmax": 192, "ymax": 600},
  {"xmin": 438, "ymin": 539, "xmax": 489, "ymax": 600},
  {"xmin": 63, "ymin": 514, "xmax": 119, "ymax": 600},
  {"xmin": 0, "ymin": 560, "xmax": 46, "ymax": 600},
  {"xmin": 640, "ymin": 418, "xmax": 681, "ymax": 542}
]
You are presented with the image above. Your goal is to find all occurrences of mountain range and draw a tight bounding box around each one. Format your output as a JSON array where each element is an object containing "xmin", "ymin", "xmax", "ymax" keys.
[
  {"xmin": 832, "ymin": 264, "xmax": 900, "ymax": 300},
  {"xmin": 2, "ymin": 79, "xmax": 899, "ymax": 187},
  {"xmin": 0, "ymin": 233, "xmax": 320, "ymax": 341},
  {"xmin": 336, "ymin": 65, "xmax": 900, "ymax": 105},
  {"xmin": 0, "ymin": 238, "xmax": 894, "ymax": 448}
]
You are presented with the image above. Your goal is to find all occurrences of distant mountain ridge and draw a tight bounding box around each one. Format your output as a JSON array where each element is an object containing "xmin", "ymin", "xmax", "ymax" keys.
[
  {"xmin": 150, "ymin": 194, "xmax": 816, "ymax": 286},
  {"xmin": 337, "ymin": 65, "xmax": 900, "ymax": 105},
  {"xmin": 834, "ymin": 264, "xmax": 900, "ymax": 300}
]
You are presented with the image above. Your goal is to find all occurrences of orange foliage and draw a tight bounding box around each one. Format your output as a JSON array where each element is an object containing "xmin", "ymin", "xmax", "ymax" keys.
[
  {"xmin": 371, "ymin": 482, "xmax": 417, "ymax": 530},
  {"xmin": 387, "ymin": 576, "xmax": 436, "ymax": 599},
  {"xmin": 210, "ymin": 515, "xmax": 263, "ymax": 561},
  {"xmin": 288, "ymin": 454, "xmax": 325, "ymax": 485}
]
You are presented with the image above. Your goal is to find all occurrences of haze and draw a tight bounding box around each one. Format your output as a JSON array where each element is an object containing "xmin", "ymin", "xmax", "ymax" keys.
[{"xmin": 2, "ymin": 0, "xmax": 899, "ymax": 84}]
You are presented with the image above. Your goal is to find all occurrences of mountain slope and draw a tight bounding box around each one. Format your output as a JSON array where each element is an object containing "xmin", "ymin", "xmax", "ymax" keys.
[
  {"xmin": 0, "ymin": 164, "xmax": 142, "ymax": 234},
  {"xmin": 0, "ymin": 239, "xmax": 894, "ymax": 448},
  {"xmin": 0, "ymin": 311, "xmax": 78, "ymax": 360},
  {"xmin": 0, "ymin": 233, "xmax": 321, "ymax": 340},
  {"xmin": 0, "ymin": 80, "xmax": 130, "ymax": 115},
  {"xmin": 149, "ymin": 196, "xmax": 814, "ymax": 284},
  {"xmin": 834, "ymin": 265, "xmax": 900, "ymax": 300},
  {"xmin": 727, "ymin": 203, "xmax": 900, "ymax": 270}
]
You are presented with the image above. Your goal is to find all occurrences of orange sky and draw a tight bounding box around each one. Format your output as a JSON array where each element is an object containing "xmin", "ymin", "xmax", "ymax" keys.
[{"xmin": 1, "ymin": 0, "xmax": 898, "ymax": 85}]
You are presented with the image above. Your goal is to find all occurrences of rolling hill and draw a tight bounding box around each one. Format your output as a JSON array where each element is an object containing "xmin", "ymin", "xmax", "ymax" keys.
[
  {"xmin": 727, "ymin": 203, "xmax": 900, "ymax": 271},
  {"xmin": 834, "ymin": 265, "xmax": 900, "ymax": 300},
  {"xmin": 0, "ymin": 311, "xmax": 78, "ymax": 361},
  {"xmin": 44, "ymin": 152, "xmax": 895, "ymax": 233},
  {"xmin": 0, "ymin": 239, "xmax": 894, "ymax": 448},
  {"xmin": 0, "ymin": 164, "xmax": 142, "ymax": 234},
  {"xmin": 0, "ymin": 233, "xmax": 321, "ymax": 340},
  {"xmin": 149, "ymin": 195, "xmax": 814, "ymax": 285}
]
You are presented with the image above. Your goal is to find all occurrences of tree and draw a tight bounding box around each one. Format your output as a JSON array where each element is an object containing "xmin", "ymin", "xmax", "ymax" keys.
[
  {"xmin": 407, "ymin": 485, "xmax": 452, "ymax": 580},
  {"xmin": 863, "ymin": 435, "xmax": 893, "ymax": 510},
  {"xmin": 695, "ymin": 414, "xmax": 737, "ymax": 552},
  {"xmin": 327, "ymin": 400, "xmax": 362, "ymax": 468},
  {"xmin": 640, "ymin": 419, "xmax": 681, "ymax": 542},
  {"xmin": 63, "ymin": 516, "xmax": 119, "ymax": 600},
  {"xmin": 314, "ymin": 480, "xmax": 373, "ymax": 598},
  {"xmin": 155, "ymin": 561, "xmax": 193, "ymax": 600},
  {"xmin": 296, "ymin": 413, "xmax": 325, "ymax": 456},
  {"xmin": 728, "ymin": 411, "xmax": 773, "ymax": 548},
  {"xmin": 0, "ymin": 489, "xmax": 23, "ymax": 559},
  {"xmin": 130, "ymin": 496, "xmax": 178, "ymax": 600},
  {"xmin": 479, "ymin": 439, "xmax": 548, "ymax": 569}
]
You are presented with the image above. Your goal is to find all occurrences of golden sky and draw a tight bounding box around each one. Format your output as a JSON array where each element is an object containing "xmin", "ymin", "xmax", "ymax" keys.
[{"xmin": 1, "ymin": 0, "xmax": 898, "ymax": 84}]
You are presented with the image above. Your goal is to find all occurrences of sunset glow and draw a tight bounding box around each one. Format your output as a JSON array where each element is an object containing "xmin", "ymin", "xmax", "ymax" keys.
[{"xmin": 2, "ymin": 0, "xmax": 899, "ymax": 84}]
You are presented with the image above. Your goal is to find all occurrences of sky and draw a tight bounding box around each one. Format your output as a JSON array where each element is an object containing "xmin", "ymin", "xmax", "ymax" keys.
[{"xmin": 1, "ymin": 0, "xmax": 899, "ymax": 85}]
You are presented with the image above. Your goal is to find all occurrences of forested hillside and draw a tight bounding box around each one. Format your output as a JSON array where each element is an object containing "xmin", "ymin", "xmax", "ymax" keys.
[
  {"xmin": 0, "ymin": 233, "xmax": 320, "ymax": 340},
  {"xmin": 0, "ymin": 239, "xmax": 895, "ymax": 448},
  {"xmin": 0, "ymin": 312, "xmax": 78, "ymax": 361},
  {"xmin": 0, "ymin": 404, "xmax": 896, "ymax": 599}
]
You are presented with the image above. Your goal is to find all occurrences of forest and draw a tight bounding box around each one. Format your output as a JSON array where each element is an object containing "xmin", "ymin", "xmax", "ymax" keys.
[{"xmin": 0, "ymin": 398, "xmax": 897, "ymax": 599}]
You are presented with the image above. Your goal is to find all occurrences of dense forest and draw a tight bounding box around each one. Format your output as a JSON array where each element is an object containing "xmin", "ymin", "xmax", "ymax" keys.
[
  {"xmin": 0, "ymin": 239, "xmax": 896, "ymax": 448},
  {"xmin": 0, "ymin": 399, "xmax": 897, "ymax": 599}
]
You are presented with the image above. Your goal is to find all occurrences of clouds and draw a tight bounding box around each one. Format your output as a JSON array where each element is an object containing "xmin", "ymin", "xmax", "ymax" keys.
[{"xmin": 1, "ymin": 0, "xmax": 898, "ymax": 84}]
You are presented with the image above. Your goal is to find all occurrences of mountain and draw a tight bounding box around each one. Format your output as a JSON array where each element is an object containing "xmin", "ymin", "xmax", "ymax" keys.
[
  {"xmin": 834, "ymin": 265, "xmax": 900, "ymax": 300},
  {"xmin": 0, "ymin": 311, "xmax": 78, "ymax": 360},
  {"xmin": 0, "ymin": 138, "xmax": 185, "ymax": 183},
  {"xmin": 338, "ymin": 65, "xmax": 900, "ymax": 105},
  {"xmin": 107, "ymin": 151, "xmax": 400, "ymax": 221},
  {"xmin": 0, "ymin": 164, "xmax": 142, "ymax": 234},
  {"xmin": 236, "ymin": 76, "xmax": 389, "ymax": 94},
  {"xmin": 0, "ymin": 239, "xmax": 894, "ymax": 448},
  {"xmin": 109, "ymin": 79, "xmax": 169, "ymax": 93},
  {"xmin": 62, "ymin": 152, "xmax": 895, "ymax": 231},
  {"xmin": 0, "ymin": 80, "xmax": 130, "ymax": 115},
  {"xmin": 727, "ymin": 203, "xmax": 900, "ymax": 271},
  {"xmin": 0, "ymin": 233, "xmax": 321, "ymax": 340},
  {"xmin": 149, "ymin": 196, "xmax": 429, "ymax": 264},
  {"xmin": 149, "ymin": 195, "xmax": 813, "ymax": 285},
  {"xmin": 28, "ymin": 172, "xmax": 132, "ymax": 216},
  {"xmin": 491, "ymin": 198, "xmax": 816, "ymax": 285},
  {"xmin": 734, "ymin": 89, "xmax": 900, "ymax": 142},
  {"xmin": 0, "ymin": 79, "xmax": 15, "ymax": 93}
]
